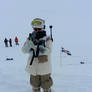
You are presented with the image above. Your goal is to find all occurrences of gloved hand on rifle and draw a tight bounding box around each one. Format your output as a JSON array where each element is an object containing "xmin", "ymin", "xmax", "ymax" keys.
[{"xmin": 39, "ymin": 45, "xmax": 46, "ymax": 53}]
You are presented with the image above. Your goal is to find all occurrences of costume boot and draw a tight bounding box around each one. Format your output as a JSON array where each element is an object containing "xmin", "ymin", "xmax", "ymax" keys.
[
  {"xmin": 32, "ymin": 87, "xmax": 40, "ymax": 92},
  {"xmin": 43, "ymin": 88, "xmax": 51, "ymax": 92}
]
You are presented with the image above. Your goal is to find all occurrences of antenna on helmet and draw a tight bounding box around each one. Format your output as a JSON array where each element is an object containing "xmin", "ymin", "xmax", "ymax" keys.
[{"xmin": 49, "ymin": 25, "xmax": 53, "ymax": 42}]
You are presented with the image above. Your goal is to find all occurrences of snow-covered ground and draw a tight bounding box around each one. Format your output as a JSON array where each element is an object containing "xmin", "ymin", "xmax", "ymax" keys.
[
  {"xmin": 1, "ymin": 0, "xmax": 92, "ymax": 92},
  {"xmin": 0, "ymin": 35, "xmax": 92, "ymax": 92}
]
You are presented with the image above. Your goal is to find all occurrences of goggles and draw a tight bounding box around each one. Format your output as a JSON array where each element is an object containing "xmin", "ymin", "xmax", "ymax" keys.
[{"xmin": 32, "ymin": 20, "xmax": 42, "ymax": 26}]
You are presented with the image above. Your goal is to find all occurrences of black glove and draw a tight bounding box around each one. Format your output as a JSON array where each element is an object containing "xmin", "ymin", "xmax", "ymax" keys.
[{"xmin": 28, "ymin": 33, "xmax": 32, "ymax": 40}]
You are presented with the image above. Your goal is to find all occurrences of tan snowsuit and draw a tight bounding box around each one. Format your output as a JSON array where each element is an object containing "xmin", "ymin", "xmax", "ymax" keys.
[{"xmin": 22, "ymin": 36, "xmax": 53, "ymax": 92}]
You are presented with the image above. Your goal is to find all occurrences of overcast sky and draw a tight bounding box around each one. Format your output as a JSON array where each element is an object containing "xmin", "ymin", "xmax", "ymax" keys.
[{"xmin": 0, "ymin": 0, "xmax": 92, "ymax": 58}]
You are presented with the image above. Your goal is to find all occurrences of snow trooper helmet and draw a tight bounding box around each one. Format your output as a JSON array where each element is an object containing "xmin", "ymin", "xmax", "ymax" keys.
[{"xmin": 31, "ymin": 18, "xmax": 45, "ymax": 29}]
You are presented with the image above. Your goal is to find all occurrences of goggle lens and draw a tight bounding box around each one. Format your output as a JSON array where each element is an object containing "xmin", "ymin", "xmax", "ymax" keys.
[{"xmin": 32, "ymin": 20, "xmax": 42, "ymax": 26}]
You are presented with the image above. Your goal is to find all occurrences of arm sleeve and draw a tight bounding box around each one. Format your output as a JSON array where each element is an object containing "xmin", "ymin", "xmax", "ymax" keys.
[
  {"xmin": 22, "ymin": 39, "xmax": 35, "ymax": 54},
  {"xmin": 45, "ymin": 39, "xmax": 52, "ymax": 53},
  {"xmin": 42, "ymin": 36, "xmax": 52, "ymax": 55}
]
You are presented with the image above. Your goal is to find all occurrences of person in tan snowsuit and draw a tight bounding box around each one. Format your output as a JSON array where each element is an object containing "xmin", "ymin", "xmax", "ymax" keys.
[{"xmin": 22, "ymin": 18, "xmax": 53, "ymax": 92}]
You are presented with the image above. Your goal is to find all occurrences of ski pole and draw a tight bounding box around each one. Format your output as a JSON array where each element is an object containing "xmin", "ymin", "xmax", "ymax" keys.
[{"xmin": 49, "ymin": 25, "xmax": 53, "ymax": 42}]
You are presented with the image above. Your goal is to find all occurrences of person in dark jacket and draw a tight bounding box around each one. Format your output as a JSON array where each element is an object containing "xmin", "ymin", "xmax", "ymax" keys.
[
  {"xmin": 9, "ymin": 38, "xmax": 12, "ymax": 47},
  {"xmin": 4, "ymin": 38, "xmax": 8, "ymax": 47}
]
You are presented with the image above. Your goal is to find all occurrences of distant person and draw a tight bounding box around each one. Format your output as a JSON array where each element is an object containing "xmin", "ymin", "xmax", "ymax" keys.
[
  {"xmin": 9, "ymin": 38, "xmax": 12, "ymax": 47},
  {"xmin": 14, "ymin": 36, "xmax": 19, "ymax": 45},
  {"xmin": 4, "ymin": 38, "xmax": 8, "ymax": 47}
]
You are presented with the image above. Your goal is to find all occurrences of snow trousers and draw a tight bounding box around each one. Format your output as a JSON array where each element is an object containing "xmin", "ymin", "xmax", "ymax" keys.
[{"xmin": 30, "ymin": 74, "xmax": 53, "ymax": 92}]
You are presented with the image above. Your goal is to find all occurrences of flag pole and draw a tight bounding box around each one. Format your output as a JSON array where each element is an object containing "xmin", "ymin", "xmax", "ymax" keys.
[{"xmin": 60, "ymin": 47, "xmax": 63, "ymax": 67}]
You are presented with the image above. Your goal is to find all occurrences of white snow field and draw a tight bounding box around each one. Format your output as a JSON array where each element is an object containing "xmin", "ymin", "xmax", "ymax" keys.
[
  {"xmin": 0, "ymin": 33, "xmax": 92, "ymax": 92},
  {"xmin": 1, "ymin": 0, "xmax": 92, "ymax": 92}
]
